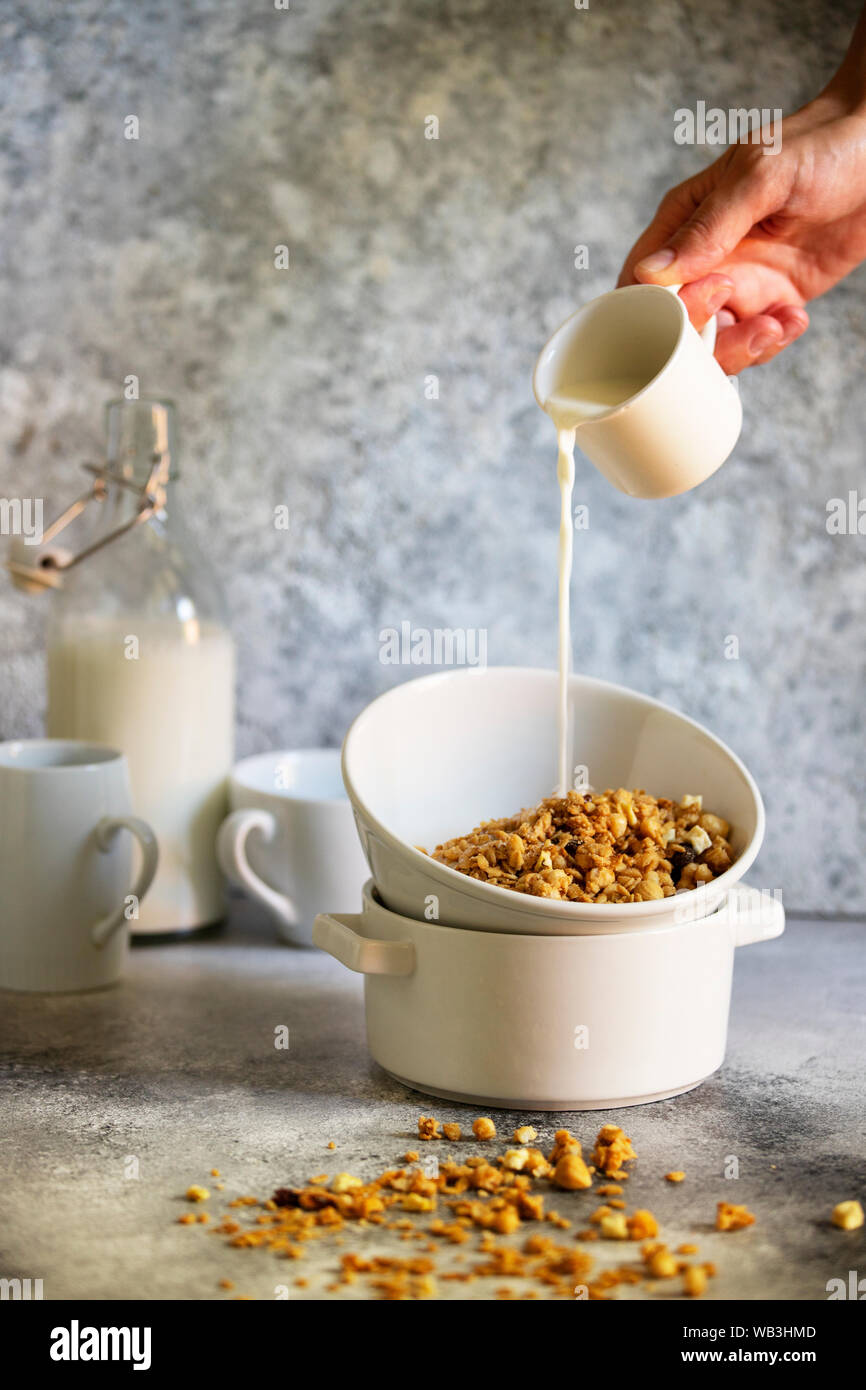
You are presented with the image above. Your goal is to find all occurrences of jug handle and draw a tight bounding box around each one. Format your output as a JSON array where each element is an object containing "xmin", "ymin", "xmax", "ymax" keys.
[{"xmin": 665, "ymin": 283, "xmax": 717, "ymax": 355}]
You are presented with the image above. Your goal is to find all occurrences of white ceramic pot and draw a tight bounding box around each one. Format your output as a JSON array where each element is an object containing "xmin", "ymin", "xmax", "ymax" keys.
[
  {"xmin": 342, "ymin": 668, "xmax": 765, "ymax": 935},
  {"xmin": 314, "ymin": 881, "xmax": 784, "ymax": 1111}
]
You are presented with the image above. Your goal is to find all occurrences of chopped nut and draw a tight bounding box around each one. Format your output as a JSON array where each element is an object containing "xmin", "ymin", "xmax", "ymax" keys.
[
  {"xmin": 599, "ymin": 1212, "xmax": 629, "ymax": 1240},
  {"xmin": 683, "ymin": 1265, "xmax": 707, "ymax": 1297},
  {"xmin": 503, "ymin": 1148, "xmax": 530, "ymax": 1172},
  {"xmin": 442, "ymin": 1123, "xmax": 461, "ymax": 1142},
  {"xmin": 553, "ymin": 1152, "xmax": 592, "ymax": 1191},
  {"xmin": 684, "ymin": 825, "xmax": 712, "ymax": 855},
  {"xmin": 514, "ymin": 1125, "xmax": 538, "ymax": 1145},
  {"xmin": 627, "ymin": 1209, "xmax": 659, "ymax": 1240},
  {"xmin": 472, "ymin": 1117, "xmax": 497, "ymax": 1142},
  {"xmin": 831, "ymin": 1200, "xmax": 864, "ymax": 1231},
  {"xmin": 716, "ymin": 1202, "xmax": 756, "ymax": 1232},
  {"xmin": 331, "ymin": 1173, "xmax": 363, "ymax": 1194},
  {"xmin": 404, "ymin": 1151, "xmax": 420, "ymax": 1163},
  {"xmin": 645, "ymin": 1244, "xmax": 677, "ymax": 1278}
]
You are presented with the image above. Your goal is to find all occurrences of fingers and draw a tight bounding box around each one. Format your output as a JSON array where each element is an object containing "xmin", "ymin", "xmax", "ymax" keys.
[
  {"xmin": 677, "ymin": 274, "xmax": 735, "ymax": 332},
  {"xmin": 633, "ymin": 164, "xmax": 781, "ymax": 287},
  {"xmin": 714, "ymin": 304, "xmax": 810, "ymax": 374},
  {"xmin": 618, "ymin": 176, "xmax": 706, "ymax": 286}
]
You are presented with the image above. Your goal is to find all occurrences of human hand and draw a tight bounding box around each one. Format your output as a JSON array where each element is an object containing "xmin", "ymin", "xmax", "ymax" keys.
[{"xmin": 618, "ymin": 88, "xmax": 866, "ymax": 373}]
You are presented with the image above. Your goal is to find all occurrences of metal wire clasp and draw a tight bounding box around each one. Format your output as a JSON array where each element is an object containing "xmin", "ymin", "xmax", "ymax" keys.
[{"xmin": 6, "ymin": 451, "xmax": 169, "ymax": 593}]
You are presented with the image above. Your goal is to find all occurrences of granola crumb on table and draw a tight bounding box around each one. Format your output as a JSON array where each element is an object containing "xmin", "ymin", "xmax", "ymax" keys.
[
  {"xmin": 472, "ymin": 1117, "xmax": 497, "ymax": 1141},
  {"xmin": 716, "ymin": 1201, "xmax": 756, "ymax": 1231},
  {"xmin": 831, "ymin": 1199, "xmax": 864, "ymax": 1230},
  {"xmin": 181, "ymin": 1119, "xmax": 730, "ymax": 1301},
  {"xmin": 430, "ymin": 788, "xmax": 735, "ymax": 903}
]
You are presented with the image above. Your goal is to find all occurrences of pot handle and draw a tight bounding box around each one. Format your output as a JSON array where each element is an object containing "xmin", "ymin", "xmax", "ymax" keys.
[
  {"xmin": 312, "ymin": 912, "xmax": 415, "ymax": 976},
  {"xmin": 720, "ymin": 883, "xmax": 785, "ymax": 948}
]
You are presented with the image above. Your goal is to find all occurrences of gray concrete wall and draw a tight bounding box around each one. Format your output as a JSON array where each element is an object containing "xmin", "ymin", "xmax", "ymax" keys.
[{"xmin": 0, "ymin": 0, "xmax": 863, "ymax": 913}]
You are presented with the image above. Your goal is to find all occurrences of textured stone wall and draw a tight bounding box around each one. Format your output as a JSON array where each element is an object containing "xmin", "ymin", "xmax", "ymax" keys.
[{"xmin": 0, "ymin": 0, "xmax": 863, "ymax": 912}]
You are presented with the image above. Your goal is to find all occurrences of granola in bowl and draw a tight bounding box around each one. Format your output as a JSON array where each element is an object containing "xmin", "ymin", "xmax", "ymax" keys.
[{"xmin": 429, "ymin": 789, "xmax": 735, "ymax": 904}]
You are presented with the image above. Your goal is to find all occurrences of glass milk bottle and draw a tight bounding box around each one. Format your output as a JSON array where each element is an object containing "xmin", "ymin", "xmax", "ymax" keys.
[{"xmin": 45, "ymin": 399, "xmax": 235, "ymax": 935}]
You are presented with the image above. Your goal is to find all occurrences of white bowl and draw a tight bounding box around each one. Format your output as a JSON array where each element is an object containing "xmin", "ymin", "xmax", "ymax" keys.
[{"xmin": 342, "ymin": 667, "xmax": 765, "ymax": 934}]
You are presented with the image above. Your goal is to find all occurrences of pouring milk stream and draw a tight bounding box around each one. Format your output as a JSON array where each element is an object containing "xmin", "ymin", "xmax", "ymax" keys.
[{"xmin": 534, "ymin": 285, "xmax": 742, "ymax": 795}]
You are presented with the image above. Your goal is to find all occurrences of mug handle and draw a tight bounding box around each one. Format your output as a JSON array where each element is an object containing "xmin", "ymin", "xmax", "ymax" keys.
[
  {"xmin": 666, "ymin": 283, "xmax": 717, "ymax": 355},
  {"xmin": 90, "ymin": 815, "xmax": 159, "ymax": 948},
  {"xmin": 216, "ymin": 809, "xmax": 297, "ymax": 930}
]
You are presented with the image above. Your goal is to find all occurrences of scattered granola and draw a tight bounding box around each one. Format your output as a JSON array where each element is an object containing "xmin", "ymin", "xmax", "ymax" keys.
[
  {"xmin": 831, "ymin": 1200, "xmax": 864, "ymax": 1230},
  {"xmin": 592, "ymin": 1124, "xmax": 637, "ymax": 1178},
  {"xmin": 626, "ymin": 1209, "xmax": 659, "ymax": 1240},
  {"xmin": 665, "ymin": 1171, "xmax": 686, "ymax": 1183},
  {"xmin": 553, "ymin": 1152, "xmax": 592, "ymax": 1191},
  {"xmin": 430, "ymin": 789, "xmax": 735, "ymax": 902},
  {"xmin": 185, "ymin": 1185, "xmax": 210, "ymax": 1202},
  {"xmin": 472, "ymin": 1117, "xmax": 497, "ymax": 1141},
  {"xmin": 683, "ymin": 1265, "xmax": 707, "ymax": 1297},
  {"xmin": 716, "ymin": 1201, "xmax": 756, "ymax": 1231},
  {"xmin": 442, "ymin": 1123, "xmax": 462, "ymax": 1142},
  {"xmin": 177, "ymin": 1119, "xmax": 731, "ymax": 1301}
]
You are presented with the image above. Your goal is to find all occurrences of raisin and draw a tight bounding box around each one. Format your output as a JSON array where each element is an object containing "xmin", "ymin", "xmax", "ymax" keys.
[
  {"xmin": 564, "ymin": 840, "xmax": 582, "ymax": 857},
  {"xmin": 670, "ymin": 844, "xmax": 695, "ymax": 883}
]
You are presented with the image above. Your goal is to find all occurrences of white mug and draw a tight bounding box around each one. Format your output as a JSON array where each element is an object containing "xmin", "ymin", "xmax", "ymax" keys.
[
  {"xmin": 0, "ymin": 740, "xmax": 159, "ymax": 992},
  {"xmin": 533, "ymin": 283, "xmax": 742, "ymax": 498},
  {"xmin": 216, "ymin": 748, "xmax": 369, "ymax": 947}
]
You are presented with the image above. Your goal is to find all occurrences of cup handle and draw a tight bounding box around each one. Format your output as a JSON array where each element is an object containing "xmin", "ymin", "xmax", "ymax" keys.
[
  {"xmin": 216, "ymin": 808, "xmax": 297, "ymax": 930},
  {"xmin": 665, "ymin": 283, "xmax": 717, "ymax": 354},
  {"xmin": 90, "ymin": 815, "xmax": 159, "ymax": 948}
]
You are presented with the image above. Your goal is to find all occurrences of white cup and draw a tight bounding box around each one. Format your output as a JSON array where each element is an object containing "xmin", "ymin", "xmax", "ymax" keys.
[
  {"xmin": 533, "ymin": 283, "xmax": 742, "ymax": 498},
  {"xmin": 0, "ymin": 740, "xmax": 159, "ymax": 992},
  {"xmin": 216, "ymin": 748, "xmax": 369, "ymax": 947}
]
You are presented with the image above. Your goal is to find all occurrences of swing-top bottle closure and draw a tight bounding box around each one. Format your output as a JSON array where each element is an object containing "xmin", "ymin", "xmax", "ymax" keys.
[{"xmin": 7, "ymin": 399, "xmax": 175, "ymax": 594}]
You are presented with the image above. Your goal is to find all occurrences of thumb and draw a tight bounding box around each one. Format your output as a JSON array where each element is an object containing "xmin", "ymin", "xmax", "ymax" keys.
[{"xmin": 634, "ymin": 168, "xmax": 777, "ymax": 285}]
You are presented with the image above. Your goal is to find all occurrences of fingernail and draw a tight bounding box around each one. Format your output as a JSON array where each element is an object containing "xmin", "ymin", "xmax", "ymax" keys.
[
  {"xmin": 635, "ymin": 248, "xmax": 676, "ymax": 275},
  {"xmin": 716, "ymin": 309, "xmax": 737, "ymax": 329},
  {"xmin": 750, "ymin": 332, "xmax": 779, "ymax": 354}
]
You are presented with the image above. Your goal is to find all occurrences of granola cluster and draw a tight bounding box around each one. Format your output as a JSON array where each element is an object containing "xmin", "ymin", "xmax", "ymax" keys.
[{"xmin": 430, "ymin": 788, "xmax": 735, "ymax": 903}]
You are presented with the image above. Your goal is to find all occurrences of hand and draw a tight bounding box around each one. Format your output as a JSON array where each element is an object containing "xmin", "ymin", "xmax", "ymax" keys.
[{"xmin": 618, "ymin": 88, "xmax": 866, "ymax": 373}]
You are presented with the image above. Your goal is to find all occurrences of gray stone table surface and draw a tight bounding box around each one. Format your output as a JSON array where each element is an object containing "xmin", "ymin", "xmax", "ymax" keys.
[{"xmin": 0, "ymin": 900, "xmax": 863, "ymax": 1302}]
